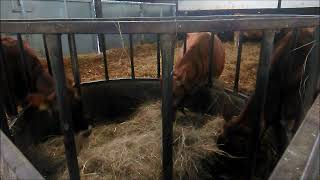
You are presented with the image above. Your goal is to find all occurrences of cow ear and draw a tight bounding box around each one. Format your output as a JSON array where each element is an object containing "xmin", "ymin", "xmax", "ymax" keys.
[{"xmin": 27, "ymin": 93, "xmax": 49, "ymax": 111}]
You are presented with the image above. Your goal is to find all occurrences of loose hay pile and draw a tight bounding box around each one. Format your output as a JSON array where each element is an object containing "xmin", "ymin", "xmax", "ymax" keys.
[{"xmin": 34, "ymin": 101, "xmax": 225, "ymax": 179}]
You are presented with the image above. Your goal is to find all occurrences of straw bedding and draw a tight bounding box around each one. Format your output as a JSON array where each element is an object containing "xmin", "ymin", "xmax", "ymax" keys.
[{"xmin": 30, "ymin": 101, "xmax": 226, "ymax": 179}]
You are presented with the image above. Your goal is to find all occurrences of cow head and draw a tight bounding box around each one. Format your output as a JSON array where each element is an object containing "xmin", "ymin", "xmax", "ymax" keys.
[
  {"xmin": 26, "ymin": 74, "xmax": 91, "ymax": 133},
  {"xmin": 159, "ymin": 72, "xmax": 187, "ymax": 113}
]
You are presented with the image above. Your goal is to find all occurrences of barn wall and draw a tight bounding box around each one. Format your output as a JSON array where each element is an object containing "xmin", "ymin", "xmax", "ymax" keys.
[
  {"xmin": 0, "ymin": 0, "xmax": 175, "ymax": 56},
  {"xmin": 178, "ymin": 0, "xmax": 320, "ymax": 11}
]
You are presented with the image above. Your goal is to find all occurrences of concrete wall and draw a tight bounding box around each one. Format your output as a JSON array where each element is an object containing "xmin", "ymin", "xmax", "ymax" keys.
[{"xmin": 0, "ymin": 0, "xmax": 175, "ymax": 56}]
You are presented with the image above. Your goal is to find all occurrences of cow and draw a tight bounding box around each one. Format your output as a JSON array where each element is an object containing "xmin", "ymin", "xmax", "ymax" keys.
[
  {"xmin": 219, "ymin": 27, "xmax": 317, "ymax": 155},
  {"xmin": 172, "ymin": 32, "xmax": 226, "ymax": 108},
  {"xmin": 0, "ymin": 36, "xmax": 91, "ymax": 144}
]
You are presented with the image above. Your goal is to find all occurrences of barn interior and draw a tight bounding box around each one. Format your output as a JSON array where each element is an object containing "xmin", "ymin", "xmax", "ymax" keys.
[{"xmin": 1, "ymin": 1, "xmax": 319, "ymax": 180}]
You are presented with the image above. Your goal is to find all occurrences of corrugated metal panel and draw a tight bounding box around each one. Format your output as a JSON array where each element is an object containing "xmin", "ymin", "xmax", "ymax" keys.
[{"xmin": 0, "ymin": 0, "xmax": 174, "ymax": 55}]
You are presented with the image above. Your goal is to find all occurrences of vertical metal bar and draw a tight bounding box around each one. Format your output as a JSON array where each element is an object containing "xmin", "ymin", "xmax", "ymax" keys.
[
  {"xmin": 175, "ymin": 0, "xmax": 179, "ymax": 16},
  {"xmin": 45, "ymin": 34, "xmax": 80, "ymax": 180},
  {"xmin": 0, "ymin": 36, "xmax": 17, "ymax": 117},
  {"xmin": 207, "ymin": 32, "xmax": 215, "ymax": 87},
  {"xmin": 157, "ymin": 34, "xmax": 161, "ymax": 79},
  {"xmin": 234, "ymin": 32, "xmax": 243, "ymax": 93},
  {"xmin": 94, "ymin": 0, "xmax": 109, "ymax": 80},
  {"xmin": 160, "ymin": 34, "xmax": 175, "ymax": 180},
  {"xmin": 183, "ymin": 33, "xmax": 187, "ymax": 55},
  {"xmin": 43, "ymin": 34, "xmax": 52, "ymax": 75},
  {"xmin": 277, "ymin": 0, "xmax": 282, "ymax": 8},
  {"xmin": 0, "ymin": 40, "xmax": 13, "ymax": 141},
  {"xmin": 302, "ymin": 26, "xmax": 320, "ymax": 117},
  {"xmin": 17, "ymin": 34, "xmax": 30, "ymax": 91},
  {"xmin": 248, "ymin": 30, "xmax": 275, "ymax": 179},
  {"xmin": 68, "ymin": 34, "xmax": 81, "ymax": 96},
  {"xmin": 129, "ymin": 34, "xmax": 135, "ymax": 79}
]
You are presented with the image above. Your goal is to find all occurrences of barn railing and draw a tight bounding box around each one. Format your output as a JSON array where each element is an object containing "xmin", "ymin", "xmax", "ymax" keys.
[{"xmin": 0, "ymin": 15, "xmax": 319, "ymax": 180}]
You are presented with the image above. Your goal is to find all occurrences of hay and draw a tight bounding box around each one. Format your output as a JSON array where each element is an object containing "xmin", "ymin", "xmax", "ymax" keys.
[
  {"xmin": 39, "ymin": 41, "xmax": 260, "ymax": 94},
  {"xmin": 34, "ymin": 101, "xmax": 225, "ymax": 179}
]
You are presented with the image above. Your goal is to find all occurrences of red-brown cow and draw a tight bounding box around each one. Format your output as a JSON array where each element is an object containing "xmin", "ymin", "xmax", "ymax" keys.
[
  {"xmin": 172, "ymin": 32, "xmax": 226, "ymax": 106},
  {"xmin": 0, "ymin": 37, "xmax": 90, "ymax": 140},
  {"xmin": 220, "ymin": 27, "xmax": 317, "ymax": 154}
]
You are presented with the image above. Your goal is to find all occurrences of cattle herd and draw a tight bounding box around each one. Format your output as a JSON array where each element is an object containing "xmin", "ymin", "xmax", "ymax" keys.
[{"xmin": 0, "ymin": 26, "xmax": 318, "ymax": 168}]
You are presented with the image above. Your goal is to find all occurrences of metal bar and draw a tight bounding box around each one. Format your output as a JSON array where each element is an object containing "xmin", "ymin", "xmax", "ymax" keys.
[
  {"xmin": 0, "ymin": 39, "xmax": 13, "ymax": 140},
  {"xmin": 67, "ymin": 34, "xmax": 81, "ymax": 96},
  {"xmin": 248, "ymin": 30, "xmax": 275, "ymax": 179},
  {"xmin": 160, "ymin": 34, "xmax": 175, "ymax": 180},
  {"xmin": 16, "ymin": 34, "xmax": 30, "ymax": 92},
  {"xmin": 129, "ymin": 34, "xmax": 135, "ymax": 79},
  {"xmin": 277, "ymin": 0, "xmax": 282, "ymax": 9},
  {"xmin": 42, "ymin": 34, "xmax": 52, "ymax": 75},
  {"xmin": 157, "ymin": 34, "xmax": 161, "ymax": 78},
  {"xmin": 0, "ymin": 130, "xmax": 44, "ymax": 180},
  {"xmin": 1, "ymin": 16, "xmax": 319, "ymax": 34},
  {"xmin": 1, "ymin": 14, "xmax": 317, "ymax": 22},
  {"xmin": 44, "ymin": 34, "xmax": 80, "ymax": 180},
  {"xmin": 94, "ymin": 0, "xmax": 109, "ymax": 80},
  {"xmin": 183, "ymin": 33, "xmax": 187, "ymax": 54},
  {"xmin": 175, "ymin": 0, "xmax": 178, "ymax": 15},
  {"xmin": 234, "ymin": 32, "xmax": 243, "ymax": 92},
  {"xmin": 98, "ymin": 35, "xmax": 109, "ymax": 80},
  {"xmin": 207, "ymin": 32, "xmax": 215, "ymax": 87},
  {"xmin": 0, "ymin": 35, "xmax": 18, "ymax": 117},
  {"xmin": 269, "ymin": 95, "xmax": 320, "ymax": 180}
]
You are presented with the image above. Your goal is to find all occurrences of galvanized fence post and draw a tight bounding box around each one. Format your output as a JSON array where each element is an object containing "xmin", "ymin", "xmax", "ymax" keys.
[
  {"xmin": 234, "ymin": 32, "xmax": 243, "ymax": 93},
  {"xmin": 248, "ymin": 30, "xmax": 275, "ymax": 179},
  {"xmin": 45, "ymin": 34, "xmax": 80, "ymax": 180},
  {"xmin": 160, "ymin": 34, "xmax": 175, "ymax": 180},
  {"xmin": 68, "ymin": 34, "xmax": 81, "ymax": 96}
]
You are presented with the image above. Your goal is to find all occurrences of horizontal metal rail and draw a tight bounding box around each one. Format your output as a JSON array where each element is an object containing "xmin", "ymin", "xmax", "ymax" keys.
[
  {"xmin": 1, "ymin": 15, "xmax": 319, "ymax": 34},
  {"xmin": 269, "ymin": 95, "xmax": 320, "ymax": 180}
]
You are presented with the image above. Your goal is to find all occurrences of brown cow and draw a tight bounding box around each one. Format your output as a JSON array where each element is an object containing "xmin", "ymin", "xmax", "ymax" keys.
[
  {"xmin": 0, "ymin": 37, "xmax": 91, "ymax": 141},
  {"xmin": 219, "ymin": 27, "xmax": 317, "ymax": 154},
  {"xmin": 172, "ymin": 32, "xmax": 225, "ymax": 107}
]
